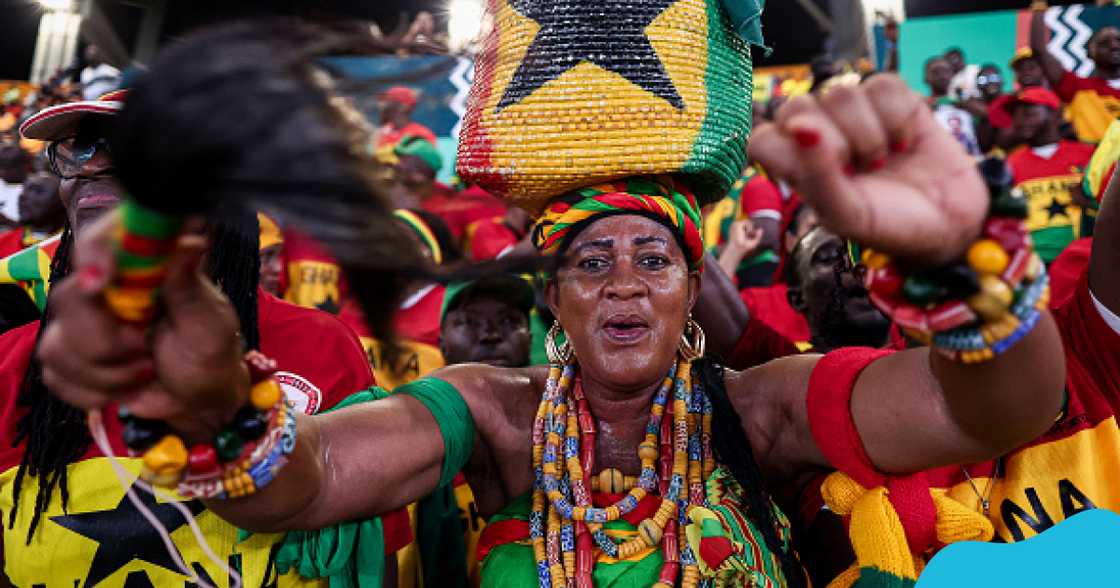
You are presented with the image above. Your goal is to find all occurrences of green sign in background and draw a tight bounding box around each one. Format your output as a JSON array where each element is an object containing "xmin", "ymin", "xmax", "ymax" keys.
[{"xmin": 899, "ymin": 10, "xmax": 1020, "ymax": 95}]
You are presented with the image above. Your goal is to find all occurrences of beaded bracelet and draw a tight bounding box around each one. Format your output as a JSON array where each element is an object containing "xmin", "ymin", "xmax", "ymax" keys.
[
  {"xmin": 861, "ymin": 181, "xmax": 1049, "ymax": 364},
  {"xmin": 120, "ymin": 351, "xmax": 297, "ymax": 497}
]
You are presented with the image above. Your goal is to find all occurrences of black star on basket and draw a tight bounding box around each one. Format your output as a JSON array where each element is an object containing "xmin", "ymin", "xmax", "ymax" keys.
[{"xmin": 497, "ymin": 0, "xmax": 684, "ymax": 111}]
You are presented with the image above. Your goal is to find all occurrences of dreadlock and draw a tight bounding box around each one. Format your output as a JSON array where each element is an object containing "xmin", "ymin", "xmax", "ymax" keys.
[
  {"xmin": 700, "ymin": 358, "xmax": 808, "ymax": 588},
  {"xmin": 8, "ymin": 213, "xmax": 264, "ymax": 542}
]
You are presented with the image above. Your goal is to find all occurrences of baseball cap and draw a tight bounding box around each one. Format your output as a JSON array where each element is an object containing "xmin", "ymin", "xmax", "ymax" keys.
[
  {"xmin": 1002, "ymin": 87, "xmax": 1061, "ymax": 117},
  {"xmin": 394, "ymin": 134, "xmax": 443, "ymax": 174},
  {"xmin": 381, "ymin": 86, "xmax": 418, "ymax": 109},
  {"xmin": 1010, "ymin": 47, "xmax": 1036, "ymax": 68},
  {"xmin": 440, "ymin": 275, "xmax": 536, "ymax": 325},
  {"xmin": 19, "ymin": 90, "xmax": 127, "ymax": 141}
]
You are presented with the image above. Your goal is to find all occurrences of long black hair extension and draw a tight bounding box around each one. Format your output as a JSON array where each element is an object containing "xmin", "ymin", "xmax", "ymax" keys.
[{"xmin": 8, "ymin": 214, "xmax": 263, "ymax": 542}]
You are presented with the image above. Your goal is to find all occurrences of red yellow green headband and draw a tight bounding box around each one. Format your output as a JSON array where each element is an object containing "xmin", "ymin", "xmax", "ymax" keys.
[{"xmin": 532, "ymin": 176, "xmax": 705, "ymax": 272}]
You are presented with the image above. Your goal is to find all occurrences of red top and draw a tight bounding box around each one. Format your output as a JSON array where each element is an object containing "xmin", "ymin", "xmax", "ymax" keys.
[
  {"xmin": 422, "ymin": 185, "xmax": 508, "ymax": 241},
  {"xmin": 281, "ymin": 227, "xmax": 347, "ymax": 314},
  {"xmin": 465, "ymin": 216, "xmax": 521, "ymax": 261},
  {"xmin": 740, "ymin": 284, "xmax": 812, "ymax": 348}
]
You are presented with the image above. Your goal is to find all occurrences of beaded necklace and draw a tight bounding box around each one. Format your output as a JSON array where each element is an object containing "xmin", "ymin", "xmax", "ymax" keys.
[{"xmin": 530, "ymin": 356, "xmax": 716, "ymax": 588}]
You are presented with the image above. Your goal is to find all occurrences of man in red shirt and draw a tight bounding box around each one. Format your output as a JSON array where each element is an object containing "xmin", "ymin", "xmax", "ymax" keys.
[
  {"xmin": 1032, "ymin": 9, "xmax": 1120, "ymax": 142},
  {"xmin": 377, "ymin": 86, "xmax": 437, "ymax": 147},
  {"xmin": 1005, "ymin": 87, "xmax": 1095, "ymax": 263},
  {"xmin": 2, "ymin": 91, "xmax": 411, "ymax": 588}
]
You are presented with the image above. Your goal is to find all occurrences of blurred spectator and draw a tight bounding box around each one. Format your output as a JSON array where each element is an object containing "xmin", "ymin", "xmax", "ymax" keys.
[
  {"xmin": 439, "ymin": 276, "xmax": 534, "ymax": 368},
  {"xmin": 79, "ymin": 45, "xmax": 121, "ymax": 101},
  {"xmin": 1011, "ymin": 48, "xmax": 1046, "ymax": 89},
  {"xmin": 785, "ymin": 227, "xmax": 891, "ymax": 352},
  {"xmin": 258, "ymin": 212, "xmax": 285, "ymax": 296},
  {"xmin": 0, "ymin": 142, "xmax": 30, "ymax": 224},
  {"xmin": 1006, "ymin": 88, "xmax": 1095, "ymax": 263},
  {"xmin": 377, "ymin": 86, "xmax": 437, "ymax": 147},
  {"xmin": 0, "ymin": 172, "xmax": 64, "ymax": 257},
  {"xmin": 388, "ymin": 134, "xmax": 444, "ymax": 208},
  {"xmin": 706, "ymin": 166, "xmax": 783, "ymax": 287},
  {"xmin": 926, "ymin": 57, "xmax": 981, "ymax": 156},
  {"xmin": 946, "ymin": 47, "xmax": 982, "ymax": 101},
  {"xmin": 1032, "ymin": 8, "xmax": 1120, "ymax": 142}
]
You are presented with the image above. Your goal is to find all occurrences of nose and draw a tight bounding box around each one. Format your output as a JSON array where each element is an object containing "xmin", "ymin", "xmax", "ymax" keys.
[
  {"xmin": 603, "ymin": 261, "xmax": 646, "ymax": 300},
  {"xmin": 477, "ymin": 319, "xmax": 503, "ymax": 343}
]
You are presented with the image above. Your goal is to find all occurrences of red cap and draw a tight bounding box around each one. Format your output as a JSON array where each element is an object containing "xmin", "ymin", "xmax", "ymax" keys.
[
  {"xmin": 20, "ymin": 89, "xmax": 128, "ymax": 141},
  {"xmin": 1003, "ymin": 87, "xmax": 1061, "ymax": 117},
  {"xmin": 381, "ymin": 86, "xmax": 418, "ymax": 109}
]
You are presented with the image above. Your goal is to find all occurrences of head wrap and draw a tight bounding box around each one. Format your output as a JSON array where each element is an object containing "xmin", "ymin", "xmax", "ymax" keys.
[
  {"xmin": 532, "ymin": 176, "xmax": 705, "ymax": 271},
  {"xmin": 394, "ymin": 209, "xmax": 443, "ymax": 265}
]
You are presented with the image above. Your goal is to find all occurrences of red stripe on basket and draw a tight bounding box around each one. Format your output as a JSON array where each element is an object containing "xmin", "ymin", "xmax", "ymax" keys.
[{"xmin": 457, "ymin": 0, "xmax": 506, "ymax": 195}]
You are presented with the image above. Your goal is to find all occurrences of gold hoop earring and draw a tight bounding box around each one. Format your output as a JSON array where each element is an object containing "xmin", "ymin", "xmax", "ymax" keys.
[
  {"xmin": 679, "ymin": 318, "xmax": 706, "ymax": 362},
  {"xmin": 546, "ymin": 321, "xmax": 574, "ymax": 365}
]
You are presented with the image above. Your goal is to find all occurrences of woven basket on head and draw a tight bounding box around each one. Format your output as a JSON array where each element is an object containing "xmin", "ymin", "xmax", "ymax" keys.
[{"xmin": 457, "ymin": 0, "xmax": 764, "ymax": 213}]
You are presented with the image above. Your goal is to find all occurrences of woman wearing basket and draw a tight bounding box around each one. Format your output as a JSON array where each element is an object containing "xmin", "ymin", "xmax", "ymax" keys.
[{"xmin": 40, "ymin": 66, "xmax": 1066, "ymax": 588}]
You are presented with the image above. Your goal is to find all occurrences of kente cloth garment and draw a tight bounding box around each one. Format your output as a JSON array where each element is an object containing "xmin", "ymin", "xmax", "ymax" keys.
[
  {"xmin": 533, "ymin": 176, "xmax": 705, "ymax": 271},
  {"xmin": 811, "ymin": 273, "xmax": 1120, "ymax": 586},
  {"xmin": 1055, "ymin": 71, "xmax": 1120, "ymax": 143},
  {"xmin": 0, "ymin": 294, "xmax": 412, "ymax": 587},
  {"xmin": 1007, "ymin": 140, "xmax": 1095, "ymax": 263},
  {"xmin": 476, "ymin": 468, "xmax": 792, "ymax": 588}
]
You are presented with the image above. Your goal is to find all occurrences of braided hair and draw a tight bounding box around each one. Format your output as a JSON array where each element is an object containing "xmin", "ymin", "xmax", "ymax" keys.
[{"xmin": 8, "ymin": 215, "xmax": 264, "ymax": 542}]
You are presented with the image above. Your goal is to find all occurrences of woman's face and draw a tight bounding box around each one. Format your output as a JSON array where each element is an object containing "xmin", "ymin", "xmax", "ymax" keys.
[{"xmin": 547, "ymin": 215, "xmax": 700, "ymax": 393}]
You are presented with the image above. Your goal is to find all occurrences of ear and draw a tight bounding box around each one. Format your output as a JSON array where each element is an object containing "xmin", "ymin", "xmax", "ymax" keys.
[
  {"xmin": 544, "ymin": 277, "xmax": 560, "ymax": 318},
  {"xmin": 787, "ymin": 285, "xmax": 807, "ymax": 314},
  {"xmin": 686, "ymin": 271, "xmax": 702, "ymax": 315}
]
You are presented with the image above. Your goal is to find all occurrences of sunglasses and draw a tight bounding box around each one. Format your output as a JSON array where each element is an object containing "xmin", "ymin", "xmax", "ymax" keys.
[{"xmin": 46, "ymin": 135, "xmax": 113, "ymax": 179}]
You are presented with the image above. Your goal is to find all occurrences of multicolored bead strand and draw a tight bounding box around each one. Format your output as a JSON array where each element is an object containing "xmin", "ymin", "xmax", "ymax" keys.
[{"xmin": 530, "ymin": 354, "xmax": 714, "ymax": 588}]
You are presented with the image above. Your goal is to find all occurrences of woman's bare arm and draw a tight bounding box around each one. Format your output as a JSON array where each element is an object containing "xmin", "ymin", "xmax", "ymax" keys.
[{"xmin": 206, "ymin": 393, "xmax": 447, "ymax": 532}]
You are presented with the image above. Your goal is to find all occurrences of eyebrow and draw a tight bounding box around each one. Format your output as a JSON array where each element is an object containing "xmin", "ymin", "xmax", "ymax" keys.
[
  {"xmin": 633, "ymin": 235, "xmax": 668, "ymax": 247},
  {"xmin": 573, "ymin": 238, "xmax": 614, "ymax": 254}
]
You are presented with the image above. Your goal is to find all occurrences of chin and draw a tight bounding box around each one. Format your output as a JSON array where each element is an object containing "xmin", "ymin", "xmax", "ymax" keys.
[{"xmin": 578, "ymin": 344, "xmax": 675, "ymax": 390}]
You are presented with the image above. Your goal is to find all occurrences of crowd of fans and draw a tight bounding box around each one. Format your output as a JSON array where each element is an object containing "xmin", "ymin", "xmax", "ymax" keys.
[{"xmin": 0, "ymin": 2, "xmax": 1117, "ymax": 587}]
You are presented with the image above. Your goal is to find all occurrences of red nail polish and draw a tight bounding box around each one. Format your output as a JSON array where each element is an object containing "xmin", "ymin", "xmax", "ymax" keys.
[
  {"xmin": 79, "ymin": 266, "xmax": 103, "ymax": 290},
  {"xmin": 870, "ymin": 157, "xmax": 887, "ymax": 171},
  {"xmin": 793, "ymin": 128, "xmax": 822, "ymax": 148},
  {"xmin": 890, "ymin": 139, "xmax": 908, "ymax": 153},
  {"xmin": 843, "ymin": 164, "xmax": 857, "ymax": 176}
]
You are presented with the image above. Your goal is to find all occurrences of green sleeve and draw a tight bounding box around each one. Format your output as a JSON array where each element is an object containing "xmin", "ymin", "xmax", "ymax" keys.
[{"xmin": 396, "ymin": 377, "xmax": 477, "ymax": 488}]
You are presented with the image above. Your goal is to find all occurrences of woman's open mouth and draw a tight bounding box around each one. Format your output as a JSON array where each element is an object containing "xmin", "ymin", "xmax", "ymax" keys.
[{"xmin": 602, "ymin": 314, "xmax": 651, "ymax": 343}]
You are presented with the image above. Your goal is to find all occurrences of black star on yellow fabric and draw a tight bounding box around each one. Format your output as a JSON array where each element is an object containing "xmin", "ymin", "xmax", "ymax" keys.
[
  {"xmin": 497, "ymin": 0, "xmax": 684, "ymax": 111},
  {"xmin": 1045, "ymin": 198, "xmax": 1069, "ymax": 220},
  {"xmin": 51, "ymin": 482, "xmax": 206, "ymax": 588}
]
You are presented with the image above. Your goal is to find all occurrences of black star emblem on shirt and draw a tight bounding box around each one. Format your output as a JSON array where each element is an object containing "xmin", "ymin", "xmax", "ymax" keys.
[
  {"xmin": 51, "ymin": 481, "xmax": 206, "ymax": 588},
  {"xmin": 497, "ymin": 0, "xmax": 684, "ymax": 112},
  {"xmin": 1045, "ymin": 198, "xmax": 1069, "ymax": 220}
]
